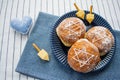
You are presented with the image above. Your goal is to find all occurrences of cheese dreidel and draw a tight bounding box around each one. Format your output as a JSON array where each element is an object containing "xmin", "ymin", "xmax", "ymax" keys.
[
  {"xmin": 74, "ymin": 3, "xmax": 85, "ymax": 19},
  {"xmin": 32, "ymin": 43, "xmax": 49, "ymax": 61},
  {"xmin": 86, "ymin": 5, "xmax": 94, "ymax": 24}
]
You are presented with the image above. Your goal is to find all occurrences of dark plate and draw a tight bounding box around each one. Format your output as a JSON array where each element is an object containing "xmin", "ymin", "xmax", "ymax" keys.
[{"xmin": 50, "ymin": 11, "xmax": 116, "ymax": 72}]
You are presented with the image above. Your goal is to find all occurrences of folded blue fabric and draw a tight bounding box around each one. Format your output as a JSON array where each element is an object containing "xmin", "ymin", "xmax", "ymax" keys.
[{"xmin": 16, "ymin": 12, "xmax": 120, "ymax": 80}]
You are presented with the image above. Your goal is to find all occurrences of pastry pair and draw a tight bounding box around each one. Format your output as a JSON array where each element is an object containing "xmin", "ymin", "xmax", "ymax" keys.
[{"xmin": 56, "ymin": 17, "xmax": 114, "ymax": 73}]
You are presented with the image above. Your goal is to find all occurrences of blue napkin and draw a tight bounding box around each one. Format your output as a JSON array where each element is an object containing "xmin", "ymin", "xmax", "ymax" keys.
[{"xmin": 16, "ymin": 12, "xmax": 120, "ymax": 80}]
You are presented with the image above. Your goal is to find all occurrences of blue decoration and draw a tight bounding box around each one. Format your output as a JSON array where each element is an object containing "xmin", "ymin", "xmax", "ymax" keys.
[{"xmin": 10, "ymin": 16, "xmax": 32, "ymax": 34}]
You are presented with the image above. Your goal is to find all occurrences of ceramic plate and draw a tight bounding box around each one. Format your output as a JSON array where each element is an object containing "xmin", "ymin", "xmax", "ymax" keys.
[{"xmin": 50, "ymin": 11, "xmax": 116, "ymax": 72}]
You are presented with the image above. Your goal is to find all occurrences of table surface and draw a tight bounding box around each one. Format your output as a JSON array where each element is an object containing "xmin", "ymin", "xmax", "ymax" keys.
[{"xmin": 0, "ymin": 0, "xmax": 120, "ymax": 80}]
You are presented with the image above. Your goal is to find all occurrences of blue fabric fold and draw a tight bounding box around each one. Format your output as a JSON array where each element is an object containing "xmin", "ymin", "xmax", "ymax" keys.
[{"xmin": 16, "ymin": 12, "xmax": 120, "ymax": 80}]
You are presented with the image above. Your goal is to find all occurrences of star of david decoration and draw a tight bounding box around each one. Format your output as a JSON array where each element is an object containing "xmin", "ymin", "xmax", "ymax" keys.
[
  {"xmin": 72, "ymin": 48, "xmax": 95, "ymax": 67},
  {"xmin": 64, "ymin": 21, "xmax": 84, "ymax": 39}
]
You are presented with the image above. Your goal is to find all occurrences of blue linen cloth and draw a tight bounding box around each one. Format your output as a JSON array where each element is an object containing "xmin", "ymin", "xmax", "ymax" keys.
[{"xmin": 16, "ymin": 12, "xmax": 120, "ymax": 80}]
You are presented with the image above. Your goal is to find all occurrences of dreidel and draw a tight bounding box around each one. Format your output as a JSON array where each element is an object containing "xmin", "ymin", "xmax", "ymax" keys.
[
  {"xmin": 32, "ymin": 43, "xmax": 49, "ymax": 61},
  {"xmin": 74, "ymin": 3, "xmax": 85, "ymax": 19},
  {"xmin": 86, "ymin": 5, "xmax": 94, "ymax": 24}
]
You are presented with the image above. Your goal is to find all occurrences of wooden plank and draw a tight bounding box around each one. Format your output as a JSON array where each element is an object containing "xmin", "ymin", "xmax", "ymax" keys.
[
  {"xmin": 85, "ymin": 0, "xmax": 89, "ymax": 10},
  {"xmin": 58, "ymin": 0, "xmax": 65, "ymax": 16},
  {"xmin": 102, "ymin": 0, "xmax": 116, "ymax": 29},
  {"xmin": 86, "ymin": 0, "xmax": 92, "ymax": 11},
  {"xmin": 29, "ymin": 0, "xmax": 35, "ymax": 22},
  {"xmin": 35, "ymin": 0, "xmax": 41, "ymax": 19},
  {"xmin": 47, "ymin": 0, "xmax": 53, "ymax": 14},
  {"xmin": 81, "ymin": 0, "xmax": 88, "ymax": 10},
  {"xmin": 53, "ymin": 0, "xmax": 59, "ymax": 15},
  {"xmin": 17, "ymin": 0, "xmax": 28, "ymax": 80},
  {"xmin": 27, "ymin": 0, "xmax": 36, "ymax": 79},
  {"xmin": 0, "ymin": 0, "xmax": 9, "ymax": 80},
  {"xmin": 0, "ymin": 0, "xmax": 3, "ymax": 14},
  {"xmin": 6, "ymin": 0, "xmax": 19, "ymax": 79},
  {"xmin": 12, "ymin": 0, "xmax": 23, "ymax": 79},
  {"xmin": 106, "ymin": 0, "xmax": 119, "ymax": 30},
  {"xmin": 96, "ymin": 0, "xmax": 105, "ymax": 19},
  {"xmin": 110, "ymin": 0, "xmax": 120, "ymax": 30},
  {"xmin": 117, "ymin": 0, "xmax": 120, "ymax": 12},
  {"xmin": 92, "ymin": 0, "xmax": 100, "ymax": 15},
  {"xmin": 28, "ymin": 1, "xmax": 39, "ymax": 80},
  {"xmin": 28, "ymin": 0, "xmax": 35, "ymax": 37},
  {"xmin": 4, "ymin": 0, "xmax": 15, "ymax": 80},
  {"xmin": 41, "ymin": 0, "xmax": 47, "ymax": 13},
  {"xmin": 78, "ymin": 0, "xmax": 83, "ymax": 9},
  {"xmin": 0, "ymin": 0, "xmax": 8, "ymax": 62},
  {"xmin": 64, "ymin": 0, "xmax": 70, "ymax": 13}
]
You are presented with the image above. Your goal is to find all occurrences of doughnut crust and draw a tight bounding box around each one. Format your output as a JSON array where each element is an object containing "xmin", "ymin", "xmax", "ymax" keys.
[
  {"xmin": 85, "ymin": 26, "xmax": 114, "ymax": 56},
  {"xmin": 67, "ymin": 39, "xmax": 101, "ymax": 73},
  {"xmin": 56, "ymin": 17, "xmax": 86, "ymax": 47}
]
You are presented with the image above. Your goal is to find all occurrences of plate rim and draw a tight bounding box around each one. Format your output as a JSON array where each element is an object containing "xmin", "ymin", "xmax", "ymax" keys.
[{"xmin": 50, "ymin": 10, "xmax": 116, "ymax": 72}]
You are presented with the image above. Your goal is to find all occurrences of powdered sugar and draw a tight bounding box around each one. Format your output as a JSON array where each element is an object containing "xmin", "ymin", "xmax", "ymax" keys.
[
  {"xmin": 86, "ymin": 27, "xmax": 114, "ymax": 54},
  {"xmin": 72, "ymin": 48, "xmax": 95, "ymax": 68},
  {"xmin": 63, "ymin": 20, "xmax": 85, "ymax": 40},
  {"xmin": 89, "ymin": 27, "xmax": 112, "ymax": 46}
]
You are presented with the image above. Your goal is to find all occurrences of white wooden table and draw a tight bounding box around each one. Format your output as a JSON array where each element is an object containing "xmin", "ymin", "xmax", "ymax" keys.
[{"xmin": 0, "ymin": 0, "xmax": 120, "ymax": 80}]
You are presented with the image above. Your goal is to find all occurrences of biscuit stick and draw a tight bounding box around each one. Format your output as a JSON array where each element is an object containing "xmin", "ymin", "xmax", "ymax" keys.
[
  {"xmin": 74, "ymin": 3, "xmax": 85, "ymax": 19},
  {"xmin": 86, "ymin": 5, "xmax": 94, "ymax": 24},
  {"xmin": 32, "ymin": 43, "xmax": 49, "ymax": 61}
]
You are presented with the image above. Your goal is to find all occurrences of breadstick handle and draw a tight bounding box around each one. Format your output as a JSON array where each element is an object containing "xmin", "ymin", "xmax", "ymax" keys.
[
  {"xmin": 32, "ymin": 43, "xmax": 41, "ymax": 52},
  {"xmin": 74, "ymin": 3, "xmax": 80, "ymax": 11},
  {"xmin": 90, "ymin": 5, "xmax": 93, "ymax": 14}
]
